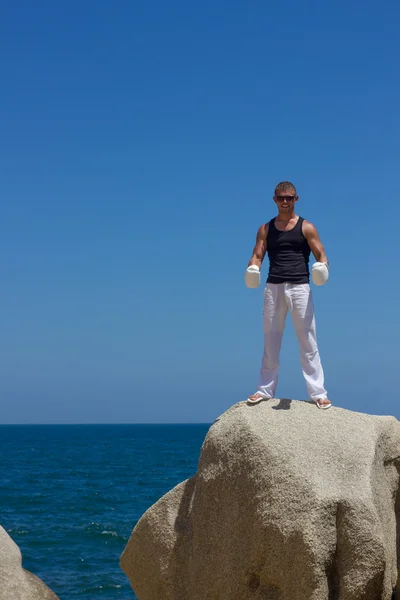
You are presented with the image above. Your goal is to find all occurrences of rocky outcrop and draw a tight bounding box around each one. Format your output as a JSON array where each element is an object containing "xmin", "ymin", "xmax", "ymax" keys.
[
  {"xmin": 121, "ymin": 399, "xmax": 400, "ymax": 600},
  {"xmin": 0, "ymin": 526, "xmax": 59, "ymax": 600}
]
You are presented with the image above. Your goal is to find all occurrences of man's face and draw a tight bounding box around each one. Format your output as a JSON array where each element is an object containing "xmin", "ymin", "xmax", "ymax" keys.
[{"xmin": 273, "ymin": 190, "xmax": 298, "ymax": 211}]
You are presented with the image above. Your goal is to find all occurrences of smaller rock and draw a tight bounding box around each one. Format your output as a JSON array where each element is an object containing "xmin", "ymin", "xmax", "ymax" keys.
[{"xmin": 0, "ymin": 526, "xmax": 59, "ymax": 600}]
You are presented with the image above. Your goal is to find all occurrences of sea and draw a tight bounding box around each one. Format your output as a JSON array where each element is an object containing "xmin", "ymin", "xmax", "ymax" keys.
[{"xmin": 1, "ymin": 424, "xmax": 210, "ymax": 599}]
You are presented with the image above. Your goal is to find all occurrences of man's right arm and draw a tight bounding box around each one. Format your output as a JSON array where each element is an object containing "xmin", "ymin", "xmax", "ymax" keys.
[{"xmin": 248, "ymin": 223, "xmax": 268, "ymax": 269}]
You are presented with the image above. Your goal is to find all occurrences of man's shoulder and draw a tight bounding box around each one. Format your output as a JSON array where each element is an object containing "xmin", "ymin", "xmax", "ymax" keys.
[
  {"xmin": 257, "ymin": 220, "xmax": 271, "ymax": 235},
  {"xmin": 265, "ymin": 217, "xmax": 275, "ymax": 230},
  {"xmin": 301, "ymin": 218, "xmax": 317, "ymax": 231},
  {"xmin": 301, "ymin": 218, "xmax": 320, "ymax": 241}
]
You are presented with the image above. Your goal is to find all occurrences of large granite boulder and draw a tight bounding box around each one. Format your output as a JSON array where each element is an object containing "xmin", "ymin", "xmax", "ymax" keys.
[
  {"xmin": 0, "ymin": 526, "xmax": 59, "ymax": 600},
  {"xmin": 121, "ymin": 399, "xmax": 400, "ymax": 600}
]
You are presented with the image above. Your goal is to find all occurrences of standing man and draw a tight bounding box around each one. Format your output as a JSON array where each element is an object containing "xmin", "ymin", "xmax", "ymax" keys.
[{"xmin": 245, "ymin": 181, "xmax": 331, "ymax": 409}]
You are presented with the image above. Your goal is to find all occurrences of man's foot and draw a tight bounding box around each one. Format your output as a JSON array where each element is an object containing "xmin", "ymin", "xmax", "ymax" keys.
[
  {"xmin": 247, "ymin": 393, "xmax": 268, "ymax": 405},
  {"xmin": 314, "ymin": 398, "xmax": 332, "ymax": 410}
]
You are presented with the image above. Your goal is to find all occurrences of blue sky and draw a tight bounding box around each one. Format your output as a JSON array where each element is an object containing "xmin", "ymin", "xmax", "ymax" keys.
[{"xmin": 1, "ymin": 0, "xmax": 399, "ymax": 423}]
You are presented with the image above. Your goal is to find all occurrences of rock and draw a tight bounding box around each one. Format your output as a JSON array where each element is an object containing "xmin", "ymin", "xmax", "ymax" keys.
[
  {"xmin": 0, "ymin": 526, "xmax": 59, "ymax": 600},
  {"xmin": 121, "ymin": 399, "xmax": 400, "ymax": 600}
]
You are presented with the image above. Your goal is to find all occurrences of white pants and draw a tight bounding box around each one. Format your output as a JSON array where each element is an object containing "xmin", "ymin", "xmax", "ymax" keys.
[{"xmin": 258, "ymin": 283, "xmax": 328, "ymax": 400}]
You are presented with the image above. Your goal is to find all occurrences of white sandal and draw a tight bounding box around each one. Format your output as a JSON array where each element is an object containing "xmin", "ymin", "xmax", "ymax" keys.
[
  {"xmin": 314, "ymin": 398, "xmax": 332, "ymax": 410},
  {"xmin": 247, "ymin": 393, "xmax": 269, "ymax": 405}
]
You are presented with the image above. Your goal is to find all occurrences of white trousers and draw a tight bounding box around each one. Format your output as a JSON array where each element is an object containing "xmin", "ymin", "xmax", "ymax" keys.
[{"xmin": 258, "ymin": 283, "xmax": 328, "ymax": 400}]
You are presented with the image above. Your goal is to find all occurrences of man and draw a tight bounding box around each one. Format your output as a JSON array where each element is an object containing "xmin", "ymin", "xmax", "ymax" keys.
[{"xmin": 245, "ymin": 181, "xmax": 331, "ymax": 409}]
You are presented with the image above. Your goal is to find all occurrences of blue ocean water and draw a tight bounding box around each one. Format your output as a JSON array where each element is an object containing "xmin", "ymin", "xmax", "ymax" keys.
[{"xmin": 1, "ymin": 424, "xmax": 210, "ymax": 599}]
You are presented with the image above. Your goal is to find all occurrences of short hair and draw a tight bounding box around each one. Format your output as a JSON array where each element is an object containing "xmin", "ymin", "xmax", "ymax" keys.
[{"xmin": 275, "ymin": 181, "xmax": 297, "ymax": 195}]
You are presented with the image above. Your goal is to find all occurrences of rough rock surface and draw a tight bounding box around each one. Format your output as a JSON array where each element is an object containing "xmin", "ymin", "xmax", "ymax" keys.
[
  {"xmin": 0, "ymin": 526, "xmax": 59, "ymax": 600},
  {"xmin": 121, "ymin": 399, "xmax": 400, "ymax": 600}
]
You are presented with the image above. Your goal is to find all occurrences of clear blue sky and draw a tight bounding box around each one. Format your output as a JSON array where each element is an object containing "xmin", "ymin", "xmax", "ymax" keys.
[{"xmin": 1, "ymin": 0, "xmax": 399, "ymax": 423}]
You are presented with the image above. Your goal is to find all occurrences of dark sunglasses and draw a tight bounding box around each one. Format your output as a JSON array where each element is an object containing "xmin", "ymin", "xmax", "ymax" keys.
[{"xmin": 276, "ymin": 195, "xmax": 296, "ymax": 202}]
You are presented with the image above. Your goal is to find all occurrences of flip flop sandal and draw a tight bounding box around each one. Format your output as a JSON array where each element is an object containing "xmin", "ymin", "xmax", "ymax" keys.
[
  {"xmin": 314, "ymin": 398, "xmax": 332, "ymax": 410},
  {"xmin": 247, "ymin": 393, "xmax": 269, "ymax": 405}
]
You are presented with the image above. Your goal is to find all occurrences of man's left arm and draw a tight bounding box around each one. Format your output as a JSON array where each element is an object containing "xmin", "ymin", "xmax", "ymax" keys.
[{"xmin": 303, "ymin": 220, "xmax": 328, "ymax": 264}]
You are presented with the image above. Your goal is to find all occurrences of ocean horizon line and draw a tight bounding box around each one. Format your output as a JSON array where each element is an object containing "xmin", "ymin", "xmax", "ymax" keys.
[{"xmin": 0, "ymin": 421, "xmax": 213, "ymax": 426}]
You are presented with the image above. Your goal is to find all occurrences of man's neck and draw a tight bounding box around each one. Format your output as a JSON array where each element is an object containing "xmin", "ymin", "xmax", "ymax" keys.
[{"xmin": 276, "ymin": 210, "xmax": 296, "ymax": 222}]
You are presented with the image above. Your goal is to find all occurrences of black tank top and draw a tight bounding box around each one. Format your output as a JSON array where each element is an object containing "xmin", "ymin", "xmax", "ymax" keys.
[{"xmin": 266, "ymin": 216, "xmax": 311, "ymax": 284}]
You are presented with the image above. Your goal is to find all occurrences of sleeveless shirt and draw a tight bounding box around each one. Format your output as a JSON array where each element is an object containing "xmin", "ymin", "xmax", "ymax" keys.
[{"xmin": 266, "ymin": 216, "xmax": 311, "ymax": 284}]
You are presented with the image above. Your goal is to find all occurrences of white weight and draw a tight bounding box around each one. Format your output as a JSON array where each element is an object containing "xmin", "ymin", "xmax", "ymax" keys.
[
  {"xmin": 312, "ymin": 262, "xmax": 329, "ymax": 286},
  {"xmin": 245, "ymin": 265, "xmax": 260, "ymax": 288}
]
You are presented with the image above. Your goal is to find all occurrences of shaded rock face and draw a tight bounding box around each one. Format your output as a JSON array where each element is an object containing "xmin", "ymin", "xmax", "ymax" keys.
[
  {"xmin": 121, "ymin": 400, "xmax": 400, "ymax": 600},
  {"xmin": 0, "ymin": 527, "xmax": 59, "ymax": 600}
]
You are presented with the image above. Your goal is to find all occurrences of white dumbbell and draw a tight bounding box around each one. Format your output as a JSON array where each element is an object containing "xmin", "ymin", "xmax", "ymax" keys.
[
  {"xmin": 245, "ymin": 265, "xmax": 260, "ymax": 288},
  {"xmin": 312, "ymin": 262, "xmax": 329, "ymax": 286}
]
